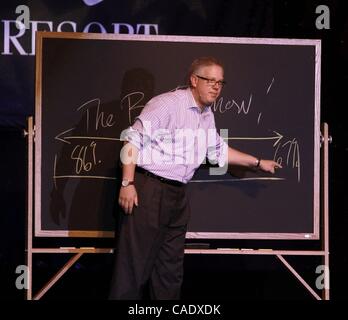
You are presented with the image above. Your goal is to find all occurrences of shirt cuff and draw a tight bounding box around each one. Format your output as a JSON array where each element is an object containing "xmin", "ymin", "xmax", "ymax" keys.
[
  {"xmin": 217, "ymin": 141, "xmax": 228, "ymax": 167},
  {"xmin": 207, "ymin": 140, "xmax": 228, "ymax": 167},
  {"xmin": 121, "ymin": 126, "xmax": 143, "ymax": 151}
]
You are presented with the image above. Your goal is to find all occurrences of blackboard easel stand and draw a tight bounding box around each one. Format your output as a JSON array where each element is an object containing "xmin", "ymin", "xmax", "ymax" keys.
[
  {"xmin": 25, "ymin": 116, "xmax": 112, "ymax": 300},
  {"xmin": 25, "ymin": 117, "xmax": 330, "ymax": 300}
]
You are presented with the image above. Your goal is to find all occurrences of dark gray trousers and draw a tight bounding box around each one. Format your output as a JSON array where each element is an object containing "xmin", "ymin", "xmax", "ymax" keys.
[{"xmin": 109, "ymin": 171, "xmax": 190, "ymax": 300}]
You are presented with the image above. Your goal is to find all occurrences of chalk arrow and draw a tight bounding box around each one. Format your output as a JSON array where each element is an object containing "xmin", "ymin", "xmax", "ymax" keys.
[
  {"xmin": 55, "ymin": 128, "xmax": 121, "ymax": 144},
  {"xmin": 55, "ymin": 128, "xmax": 75, "ymax": 144},
  {"xmin": 225, "ymin": 131, "xmax": 283, "ymax": 146}
]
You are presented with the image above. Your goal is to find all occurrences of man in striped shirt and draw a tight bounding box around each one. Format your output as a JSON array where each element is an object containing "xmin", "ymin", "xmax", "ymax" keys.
[{"xmin": 109, "ymin": 57, "xmax": 281, "ymax": 300}]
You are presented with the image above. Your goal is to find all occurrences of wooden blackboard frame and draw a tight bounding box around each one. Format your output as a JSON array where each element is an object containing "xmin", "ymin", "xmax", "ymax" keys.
[{"xmin": 34, "ymin": 32, "xmax": 321, "ymax": 239}]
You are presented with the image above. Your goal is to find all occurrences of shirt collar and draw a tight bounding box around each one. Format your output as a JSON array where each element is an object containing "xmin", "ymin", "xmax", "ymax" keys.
[{"xmin": 186, "ymin": 88, "xmax": 211, "ymax": 113}]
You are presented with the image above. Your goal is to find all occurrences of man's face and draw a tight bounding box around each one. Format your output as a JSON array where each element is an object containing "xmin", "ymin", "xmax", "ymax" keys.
[{"xmin": 190, "ymin": 65, "xmax": 224, "ymax": 108}]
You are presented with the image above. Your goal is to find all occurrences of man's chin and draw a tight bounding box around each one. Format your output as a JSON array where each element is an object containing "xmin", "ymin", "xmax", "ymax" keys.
[{"xmin": 206, "ymin": 97, "xmax": 217, "ymax": 105}]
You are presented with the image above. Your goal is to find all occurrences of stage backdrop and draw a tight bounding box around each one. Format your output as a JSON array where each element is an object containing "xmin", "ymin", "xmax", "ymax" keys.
[
  {"xmin": 35, "ymin": 32, "xmax": 321, "ymax": 239},
  {"xmin": 0, "ymin": 0, "xmax": 273, "ymax": 127}
]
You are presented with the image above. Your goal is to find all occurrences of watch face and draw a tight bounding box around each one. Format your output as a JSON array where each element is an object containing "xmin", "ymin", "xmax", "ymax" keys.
[{"xmin": 122, "ymin": 180, "xmax": 129, "ymax": 187}]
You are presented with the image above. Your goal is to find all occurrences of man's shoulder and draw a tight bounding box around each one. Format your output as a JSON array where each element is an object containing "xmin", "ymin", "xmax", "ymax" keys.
[{"xmin": 150, "ymin": 88, "xmax": 189, "ymax": 105}]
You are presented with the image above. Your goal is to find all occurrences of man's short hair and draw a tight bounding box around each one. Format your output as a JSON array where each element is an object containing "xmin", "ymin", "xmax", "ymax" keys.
[{"xmin": 187, "ymin": 56, "xmax": 224, "ymax": 86}]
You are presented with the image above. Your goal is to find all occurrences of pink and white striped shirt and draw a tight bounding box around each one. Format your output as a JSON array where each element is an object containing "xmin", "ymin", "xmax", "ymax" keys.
[{"xmin": 123, "ymin": 88, "xmax": 228, "ymax": 183}]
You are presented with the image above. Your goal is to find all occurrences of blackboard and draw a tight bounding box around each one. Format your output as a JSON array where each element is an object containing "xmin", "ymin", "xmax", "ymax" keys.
[{"xmin": 35, "ymin": 32, "xmax": 321, "ymax": 239}]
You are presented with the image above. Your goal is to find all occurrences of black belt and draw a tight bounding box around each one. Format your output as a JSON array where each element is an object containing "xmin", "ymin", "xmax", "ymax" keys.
[{"xmin": 136, "ymin": 167, "xmax": 184, "ymax": 187}]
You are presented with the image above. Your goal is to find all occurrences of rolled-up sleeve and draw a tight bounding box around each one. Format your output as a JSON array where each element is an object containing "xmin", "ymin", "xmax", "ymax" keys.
[
  {"xmin": 206, "ymin": 130, "xmax": 228, "ymax": 167},
  {"xmin": 205, "ymin": 114, "xmax": 228, "ymax": 167},
  {"xmin": 121, "ymin": 95, "xmax": 172, "ymax": 151},
  {"xmin": 121, "ymin": 121, "xmax": 145, "ymax": 151}
]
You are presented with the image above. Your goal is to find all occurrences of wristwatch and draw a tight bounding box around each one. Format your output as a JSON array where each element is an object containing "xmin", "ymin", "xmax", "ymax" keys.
[
  {"xmin": 121, "ymin": 179, "xmax": 134, "ymax": 187},
  {"xmin": 254, "ymin": 158, "xmax": 261, "ymax": 168}
]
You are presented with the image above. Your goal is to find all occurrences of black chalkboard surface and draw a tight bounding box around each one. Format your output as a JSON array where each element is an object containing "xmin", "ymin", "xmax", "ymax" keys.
[{"xmin": 35, "ymin": 33, "xmax": 321, "ymax": 239}]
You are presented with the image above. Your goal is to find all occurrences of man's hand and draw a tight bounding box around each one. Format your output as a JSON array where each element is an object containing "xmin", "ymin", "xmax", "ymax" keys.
[
  {"xmin": 259, "ymin": 160, "xmax": 282, "ymax": 174},
  {"xmin": 119, "ymin": 185, "xmax": 138, "ymax": 214}
]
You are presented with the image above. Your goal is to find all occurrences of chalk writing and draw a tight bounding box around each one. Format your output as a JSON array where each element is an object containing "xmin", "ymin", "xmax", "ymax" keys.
[
  {"xmin": 120, "ymin": 91, "xmax": 146, "ymax": 124},
  {"xmin": 273, "ymin": 137, "xmax": 301, "ymax": 182},
  {"xmin": 211, "ymin": 94, "xmax": 253, "ymax": 114},
  {"xmin": 70, "ymin": 141, "xmax": 98, "ymax": 174}
]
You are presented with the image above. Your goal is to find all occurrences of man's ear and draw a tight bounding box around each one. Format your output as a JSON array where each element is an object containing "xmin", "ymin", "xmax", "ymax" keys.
[{"xmin": 190, "ymin": 74, "xmax": 197, "ymax": 88}]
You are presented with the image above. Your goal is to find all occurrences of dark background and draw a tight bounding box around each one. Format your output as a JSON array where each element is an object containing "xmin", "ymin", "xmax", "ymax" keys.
[{"xmin": 1, "ymin": 0, "xmax": 347, "ymax": 300}]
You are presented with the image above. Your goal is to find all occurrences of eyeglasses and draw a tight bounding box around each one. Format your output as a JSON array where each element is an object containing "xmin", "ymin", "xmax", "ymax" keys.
[{"xmin": 195, "ymin": 74, "xmax": 226, "ymax": 88}]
